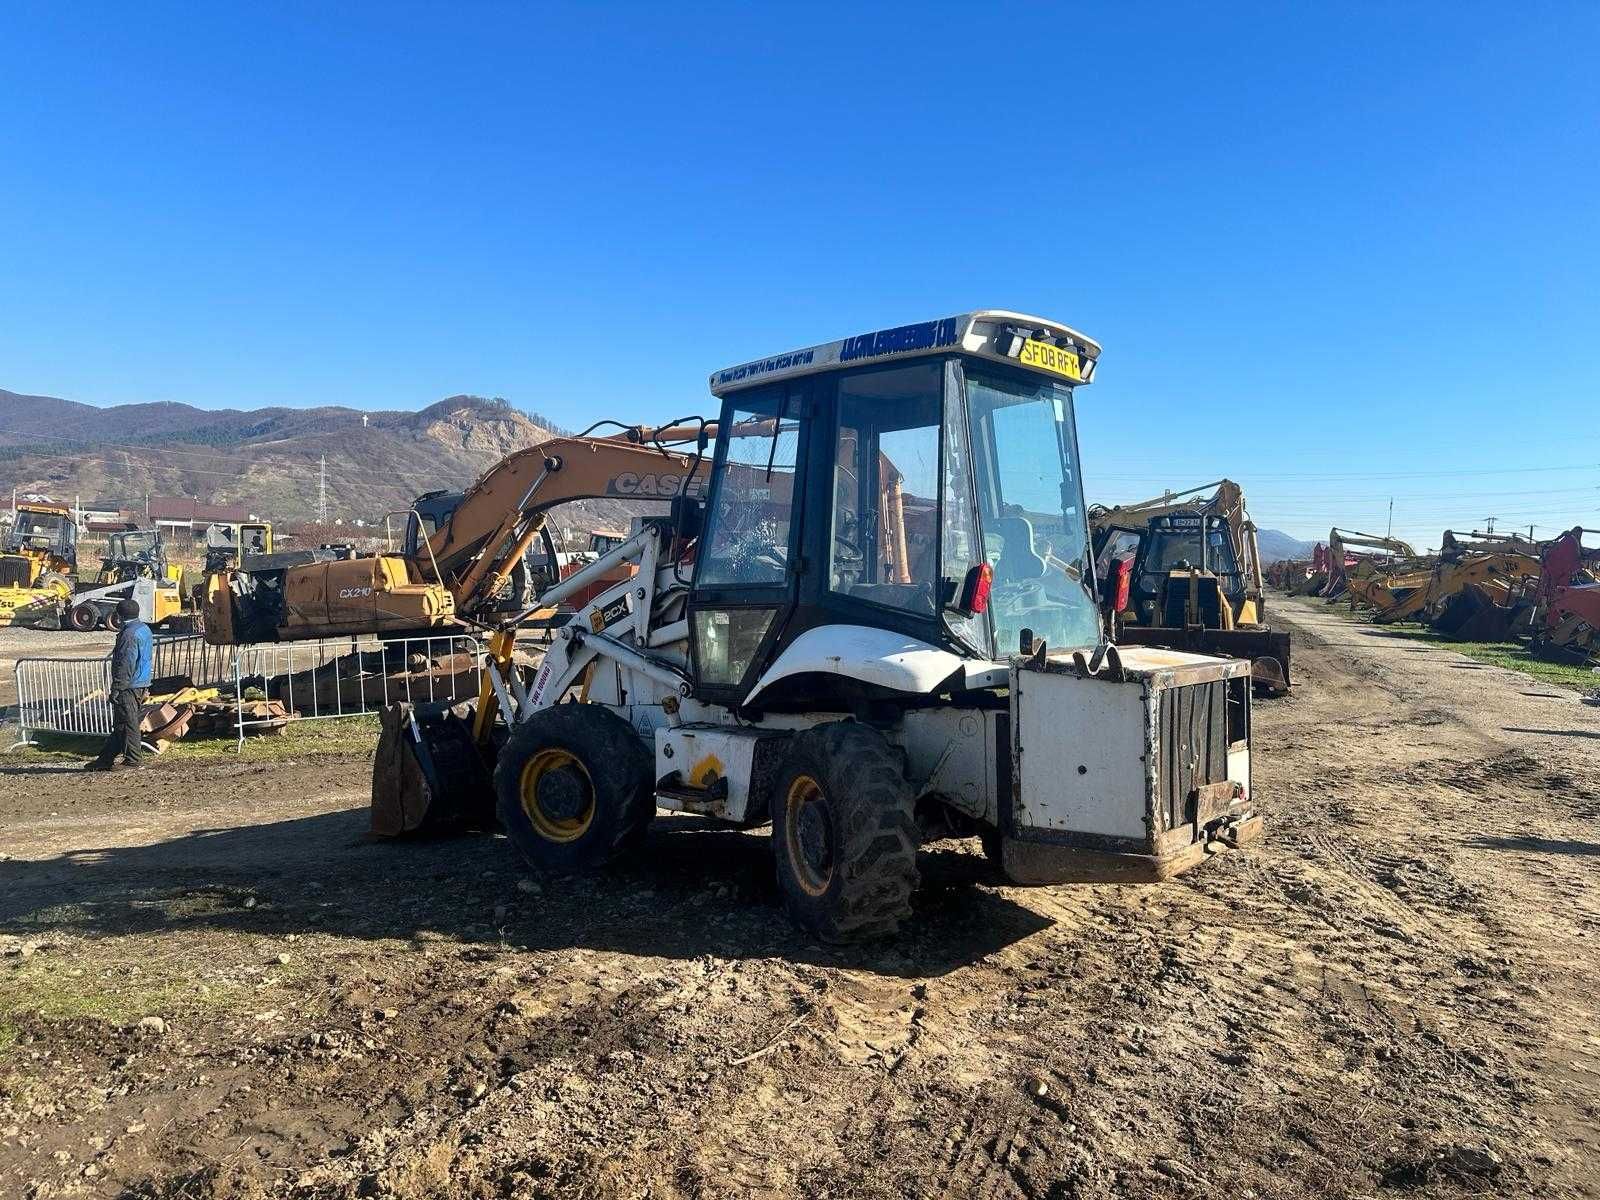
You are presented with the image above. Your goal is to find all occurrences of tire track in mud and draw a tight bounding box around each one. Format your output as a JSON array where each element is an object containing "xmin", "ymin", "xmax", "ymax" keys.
[
  {"xmin": 1266, "ymin": 601, "xmax": 1600, "ymax": 1191},
  {"xmin": 10, "ymin": 599, "xmax": 1600, "ymax": 1198}
]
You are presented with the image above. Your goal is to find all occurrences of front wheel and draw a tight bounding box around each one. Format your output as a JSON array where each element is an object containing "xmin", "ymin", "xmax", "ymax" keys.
[
  {"xmin": 771, "ymin": 722, "xmax": 919, "ymax": 943},
  {"xmin": 68, "ymin": 604, "xmax": 101, "ymax": 632},
  {"xmin": 494, "ymin": 704, "xmax": 654, "ymax": 875},
  {"xmin": 37, "ymin": 571, "xmax": 73, "ymax": 599}
]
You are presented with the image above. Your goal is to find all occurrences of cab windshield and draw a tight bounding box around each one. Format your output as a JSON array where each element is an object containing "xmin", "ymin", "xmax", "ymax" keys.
[
  {"xmin": 963, "ymin": 363, "xmax": 1099, "ymax": 655},
  {"xmin": 1139, "ymin": 521, "xmax": 1242, "ymax": 597},
  {"xmin": 111, "ymin": 532, "xmax": 159, "ymax": 559},
  {"xmin": 12, "ymin": 511, "xmax": 66, "ymax": 543}
]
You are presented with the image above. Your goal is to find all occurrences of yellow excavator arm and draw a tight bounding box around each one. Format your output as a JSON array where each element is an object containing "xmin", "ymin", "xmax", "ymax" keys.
[
  {"xmin": 420, "ymin": 433, "xmax": 708, "ymax": 614},
  {"xmin": 204, "ymin": 429, "xmax": 712, "ymax": 644}
]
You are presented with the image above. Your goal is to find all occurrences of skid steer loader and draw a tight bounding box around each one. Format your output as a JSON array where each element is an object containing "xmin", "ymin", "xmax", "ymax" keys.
[{"xmin": 207, "ymin": 311, "xmax": 1260, "ymax": 941}]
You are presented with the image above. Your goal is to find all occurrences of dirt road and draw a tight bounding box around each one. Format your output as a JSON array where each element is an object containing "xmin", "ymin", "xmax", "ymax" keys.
[{"xmin": 3, "ymin": 597, "xmax": 1598, "ymax": 1198}]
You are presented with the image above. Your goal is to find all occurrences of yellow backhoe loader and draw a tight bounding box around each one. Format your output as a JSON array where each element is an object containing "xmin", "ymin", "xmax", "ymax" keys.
[
  {"xmin": 1372, "ymin": 531, "xmax": 1540, "ymax": 634},
  {"xmin": 205, "ymin": 311, "xmax": 1262, "ymax": 942},
  {"xmin": 1321, "ymin": 528, "xmax": 1421, "ymax": 603},
  {"xmin": 0, "ymin": 502, "xmax": 78, "ymax": 627},
  {"xmin": 1090, "ymin": 480, "xmax": 1291, "ymax": 694}
]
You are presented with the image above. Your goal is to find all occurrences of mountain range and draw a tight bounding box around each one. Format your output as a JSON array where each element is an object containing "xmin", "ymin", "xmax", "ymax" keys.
[
  {"xmin": 1256, "ymin": 528, "xmax": 1317, "ymax": 562},
  {"xmin": 0, "ymin": 388, "xmax": 642, "ymax": 535},
  {"xmin": 2, "ymin": 387, "xmax": 1321, "ymax": 557}
]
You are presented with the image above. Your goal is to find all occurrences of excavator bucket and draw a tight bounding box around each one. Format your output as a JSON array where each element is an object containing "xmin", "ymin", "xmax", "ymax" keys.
[
  {"xmin": 1432, "ymin": 584, "xmax": 1518, "ymax": 642},
  {"xmin": 370, "ymin": 701, "xmax": 498, "ymax": 836}
]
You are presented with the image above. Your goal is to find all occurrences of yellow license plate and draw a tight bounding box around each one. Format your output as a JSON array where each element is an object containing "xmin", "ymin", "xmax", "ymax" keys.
[{"xmin": 1017, "ymin": 338, "xmax": 1082, "ymax": 381}]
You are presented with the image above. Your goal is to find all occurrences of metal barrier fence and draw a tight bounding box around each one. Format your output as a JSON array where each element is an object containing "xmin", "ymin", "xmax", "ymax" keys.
[
  {"xmin": 229, "ymin": 633, "xmax": 483, "ymax": 746},
  {"xmin": 10, "ymin": 633, "xmax": 482, "ymax": 751},
  {"xmin": 12, "ymin": 654, "xmax": 115, "ymax": 742}
]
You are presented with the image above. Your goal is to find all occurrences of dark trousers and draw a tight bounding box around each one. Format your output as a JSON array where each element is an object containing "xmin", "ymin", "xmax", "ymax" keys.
[{"xmin": 92, "ymin": 687, "xmax": 147, "ymax": 766}]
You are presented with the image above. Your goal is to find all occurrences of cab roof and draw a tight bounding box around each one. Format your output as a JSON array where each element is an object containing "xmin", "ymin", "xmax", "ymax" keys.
[{"xmin": 709, "ymin": 310, "xmax": 1102, "ymax": 396}]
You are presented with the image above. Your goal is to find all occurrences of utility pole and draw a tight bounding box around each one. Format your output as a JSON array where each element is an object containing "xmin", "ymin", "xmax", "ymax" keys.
[
  {"xmin": 1484, "ymin": 516, "xmax": 1497, "ymax": 534},
  {"xmin": 1386, "ymin": 497, "xmax": 1393, "ymax": 538},
  {"xmin": 316, "ymin": 455, "xmax": 329, "ymax": 525}
]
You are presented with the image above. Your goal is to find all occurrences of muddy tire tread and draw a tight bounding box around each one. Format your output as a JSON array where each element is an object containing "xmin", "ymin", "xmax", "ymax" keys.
[
  {"xmin": 493, "ymin": 704, "xmax": 654, "ymax": 874},
  {"xmin": 773, "ymin": 721, "xmax": 919, "ymax": 943}
]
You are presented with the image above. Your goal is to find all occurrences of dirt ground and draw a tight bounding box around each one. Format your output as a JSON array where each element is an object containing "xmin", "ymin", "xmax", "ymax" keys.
[{"xmin": 2, "ymin": 597, "xmax": 1599, "ymax": 1199}]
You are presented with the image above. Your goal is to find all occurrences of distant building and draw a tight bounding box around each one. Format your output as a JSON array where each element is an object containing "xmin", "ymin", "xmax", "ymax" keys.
[{"xmin": 146, "ymin": 496, "xmax": 259, "ymax": 549}]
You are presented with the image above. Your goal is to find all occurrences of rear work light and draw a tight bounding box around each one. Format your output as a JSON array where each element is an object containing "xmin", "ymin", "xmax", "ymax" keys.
[{"xmin": 958, "ymin": 562, "xmax": 993, "ymax": 615}]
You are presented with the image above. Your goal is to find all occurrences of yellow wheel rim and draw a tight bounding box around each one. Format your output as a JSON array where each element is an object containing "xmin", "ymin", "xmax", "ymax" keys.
[
  {"xmin": 784, "ymin": 774, "xmax": 832, "ymax": 897},
  {"xmin": 519, "ymin": 748, "xmax": 595, "ymax": 843}
]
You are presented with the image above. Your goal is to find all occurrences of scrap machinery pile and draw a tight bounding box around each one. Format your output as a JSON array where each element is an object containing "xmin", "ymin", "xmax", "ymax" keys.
[{"xmin": 1271, "ymin": 522, "xmax": 1600, "ymax": 664}]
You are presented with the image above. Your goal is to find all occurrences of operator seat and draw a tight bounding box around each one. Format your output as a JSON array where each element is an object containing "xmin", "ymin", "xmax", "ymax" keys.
[{"xmin": 993, "ymin": 515, "xmax": 1048, "ymax": 580}]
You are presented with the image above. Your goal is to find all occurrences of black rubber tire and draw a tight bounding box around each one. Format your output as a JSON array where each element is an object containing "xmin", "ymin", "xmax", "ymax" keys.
[
  {"xmin": 979, "ymin": 829, "xmax": 1003, "ymax": 870},
  {"xmin": 493, "ymin": 704, "xmax": 654, "ymax": 875},
  {"xmin": 770, "ymin": 721, "xmax": 919, "ymax": 943},
  {"xmin": 37, "ymin": 571, "xmax": 73, "ymax": 597},
  {"xmin": 104, "ymin": 608, "xmax": 125, "ymax": 632},
  {"xmin": 68, "ymin": 604, "xmax": 100, "ymax": 632}
]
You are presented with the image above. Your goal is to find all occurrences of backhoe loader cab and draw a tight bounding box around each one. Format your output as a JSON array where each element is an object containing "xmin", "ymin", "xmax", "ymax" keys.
[
  {"xmin": 1, "ymin": 502, "xmax": 77, "ymax": 589},
  {"xmin": 378, "ymin": 311, "xmax": 1260, "ymax": 942},
  {"xmin": 202, "ymin": 521, "xmax": 272, "ymax": 574},
  {"xmin": 1130, "ymin": 513, "xmax": 1251, "ymax": 626}
]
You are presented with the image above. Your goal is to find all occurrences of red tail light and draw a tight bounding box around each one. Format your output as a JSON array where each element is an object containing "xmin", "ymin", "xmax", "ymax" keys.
[
  {"xmin": 959, "ymin": 562, "xmax": 993, "ymax": 615},
  {"xmin": 1113, "ymin": 557, "xmax": 1132, "ymax": 613}
]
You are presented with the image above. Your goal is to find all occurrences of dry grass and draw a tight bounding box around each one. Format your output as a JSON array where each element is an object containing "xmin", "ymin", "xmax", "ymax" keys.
[
  {"xmin": 8, "ymin": 713, "xmax": 381, "ymax": 766},
  {"xmin": 1311, "ymin": 600, "xmax": 1598, "ymax": 691}
]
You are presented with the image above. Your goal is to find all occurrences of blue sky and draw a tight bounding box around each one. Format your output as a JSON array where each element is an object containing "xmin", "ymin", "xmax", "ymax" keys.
[{"xmin": 2, "ymin": 2, "xmax": 1596, "ymax": 547}]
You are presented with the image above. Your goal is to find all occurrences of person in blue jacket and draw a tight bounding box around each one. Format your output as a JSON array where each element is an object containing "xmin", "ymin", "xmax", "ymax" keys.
[{"xmin": 88, "ymin": 597, "xmax": 153, "ymax": 771}]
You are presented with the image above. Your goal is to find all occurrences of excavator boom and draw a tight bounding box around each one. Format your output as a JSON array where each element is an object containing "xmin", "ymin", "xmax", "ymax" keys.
[{"xmin": 203, "ymin": 430, "xmax": 712, "ymax": 645}]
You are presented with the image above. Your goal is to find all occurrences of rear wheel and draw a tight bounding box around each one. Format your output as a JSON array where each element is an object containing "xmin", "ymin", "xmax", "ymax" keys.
[
  {"xmin": 68, "ymin": 604, "xmax": 100, "ymax": 632},
  {"xmin": 104, "ymin": 608, "xmax": 126, "ymax": 632},
  {"xmin": 494, "ymin": 704, "xmax": 654, "ymax": 875},
  {"xmin": 771, "ymin": 722, "xmax": 919, "ymax": 943}
]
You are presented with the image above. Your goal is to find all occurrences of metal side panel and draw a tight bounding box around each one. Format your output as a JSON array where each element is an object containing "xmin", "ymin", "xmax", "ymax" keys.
[
  {"xmin": 1012, "ymin": 667, "xmax": 1154, "ymax": 842},
  {"xmin": 654, "ymin": 723, "xmax": 790, "ymax": 823}
]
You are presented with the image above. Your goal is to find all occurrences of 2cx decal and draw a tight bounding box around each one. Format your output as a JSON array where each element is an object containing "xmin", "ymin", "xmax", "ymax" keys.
[{"xmin": 588, "ymin": 595, "xmax": 631, "ymax": 633}]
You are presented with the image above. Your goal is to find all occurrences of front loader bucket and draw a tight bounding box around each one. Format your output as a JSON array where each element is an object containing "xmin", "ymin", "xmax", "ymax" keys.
[
  {"xmin": 371, "ymin": 701, "xmax": 498, "ymax": 836},
  {"xmin": 0, "ymin": 586, "xmax": 63, "ymax": 629},
  {"xmin": 1115, "ymin": 625, "xmax": 1292, "ymax": 696},
  {"xmin": 1432, "ymin": 584, "xmax": 1517, "ymax": 643}
]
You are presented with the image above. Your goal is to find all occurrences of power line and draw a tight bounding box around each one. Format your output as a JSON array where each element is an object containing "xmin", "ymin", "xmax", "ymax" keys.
[{"xmin": 1087, "ymin": 462, "xmax": 1598, "ymax": 482}]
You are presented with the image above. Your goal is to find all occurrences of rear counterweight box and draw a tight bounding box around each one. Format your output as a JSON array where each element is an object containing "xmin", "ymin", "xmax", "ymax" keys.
[{"xmin": 1002, "ymin": 646, "xmax": 1256, "ymax": 883}]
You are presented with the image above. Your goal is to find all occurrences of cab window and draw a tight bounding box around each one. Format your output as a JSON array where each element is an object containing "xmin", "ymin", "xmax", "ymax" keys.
[
  {"xmin": 697, "ymin": 385, "xmax": 802, "ymax": 588},
  {"xmin": 828, "ymin": 363, "xmax": 942, "ymax": 616}
]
